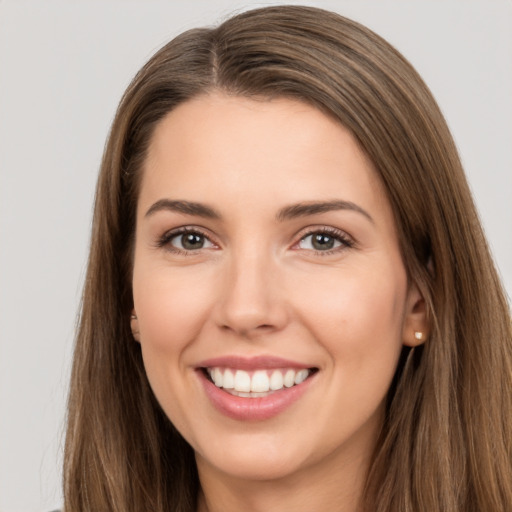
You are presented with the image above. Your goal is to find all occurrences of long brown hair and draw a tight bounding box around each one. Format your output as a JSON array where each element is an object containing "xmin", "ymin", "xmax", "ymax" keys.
[{"xmin": 63, "ymin": 6, "xmax": 512, "ymax": 511}]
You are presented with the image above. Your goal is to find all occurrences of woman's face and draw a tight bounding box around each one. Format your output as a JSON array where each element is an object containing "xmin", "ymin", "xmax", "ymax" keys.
[{"xmin": 132, "ymin": 93, "xmax": 426, "ymax": 484}]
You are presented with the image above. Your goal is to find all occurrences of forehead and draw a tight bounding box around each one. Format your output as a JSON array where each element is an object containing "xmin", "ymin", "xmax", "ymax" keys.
[{"xmin": 140, "ymin": 93, "xmax": 391, "ymax": 224}]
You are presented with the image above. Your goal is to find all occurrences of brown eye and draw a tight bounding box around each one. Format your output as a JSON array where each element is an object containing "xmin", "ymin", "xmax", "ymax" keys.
[
  {"xmin": 311, "ymin": 233, "xmax": 336, "ymax": 250},
  {"xmin": 169, "ymin": 231, "xmax": 214, "ymax": 251},
  {"xmin": 297, "ymin": 230, "xmax": 352, "ymax": 252}
]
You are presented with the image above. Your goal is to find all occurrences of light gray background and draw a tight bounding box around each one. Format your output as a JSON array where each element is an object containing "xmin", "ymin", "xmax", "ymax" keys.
[{"xmin": 0, "ymin": 1, "xmax": 510, "ymax": 510}]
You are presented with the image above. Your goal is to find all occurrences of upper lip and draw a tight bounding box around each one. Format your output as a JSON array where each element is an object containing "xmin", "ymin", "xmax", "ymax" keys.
[{"xmin": 196, "ymin": 355, "xmax": 315, "ymax": 371}]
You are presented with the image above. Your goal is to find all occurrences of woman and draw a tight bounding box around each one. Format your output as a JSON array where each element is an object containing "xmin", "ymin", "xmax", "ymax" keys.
[{"xmin": 63, "ymin": 5, "xmax": 512, "ymax": 511}]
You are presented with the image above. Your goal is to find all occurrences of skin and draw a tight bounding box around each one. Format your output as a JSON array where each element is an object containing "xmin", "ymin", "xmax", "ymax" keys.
[{"xmin": 131, "ymin": 93, "xmax": 428, "ymax": 512}]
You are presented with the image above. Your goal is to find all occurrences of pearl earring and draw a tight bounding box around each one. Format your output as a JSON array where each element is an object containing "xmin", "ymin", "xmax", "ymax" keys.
[{"xmin": 414, "ymin": 331, "xmax": 423, "ymax": 341}]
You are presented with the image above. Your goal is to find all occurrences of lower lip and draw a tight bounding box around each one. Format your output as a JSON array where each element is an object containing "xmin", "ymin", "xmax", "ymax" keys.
[{"xmin": 198, "ymin": 370, "xmax": 315, "ymax": 421}]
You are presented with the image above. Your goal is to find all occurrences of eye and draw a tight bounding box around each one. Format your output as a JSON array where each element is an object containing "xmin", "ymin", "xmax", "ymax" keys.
[
  {"xmin": 297, "ymin": 229, "xmax": 353, "ymax": 253},
  {"xmin": 159, "ymin": 229, "xmax": 216, "ymax": 252}
]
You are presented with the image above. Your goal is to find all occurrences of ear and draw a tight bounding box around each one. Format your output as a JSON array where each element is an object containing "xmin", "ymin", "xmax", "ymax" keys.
[
  {"xmin": 130, "ymin": 310, "xmax": 141, "ymax": 342},
  {"xmin": 402, "ymin": 282, "xmax": 429, "ymax": 347}
]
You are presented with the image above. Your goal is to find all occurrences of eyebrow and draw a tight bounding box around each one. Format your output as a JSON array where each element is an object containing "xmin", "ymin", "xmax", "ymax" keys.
[
  {"xmin": 145, "ymin": 199, "xmax": 221, "ymax": 219},
  {"xmin": 145, "ymin": 198, "xmax": 373, "ymax": 224},
  {"xmin": 276, "ymin": 200, "xmax": 374, "ymax": 224}
]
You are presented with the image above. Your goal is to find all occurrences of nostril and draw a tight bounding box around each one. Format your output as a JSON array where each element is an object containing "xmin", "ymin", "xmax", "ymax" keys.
[{"xmin": 220, "ymin": 322, "xmax": 275, "ymax": 335}]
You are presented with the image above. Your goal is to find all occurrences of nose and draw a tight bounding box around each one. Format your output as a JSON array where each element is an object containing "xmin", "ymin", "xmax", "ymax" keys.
[{"xmin": 214, "ymin": 250, "xmax": 289, "ymax": 338}]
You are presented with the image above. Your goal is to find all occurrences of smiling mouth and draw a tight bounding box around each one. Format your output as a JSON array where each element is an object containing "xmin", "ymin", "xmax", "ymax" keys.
[{"xmin": 202, "ymin": 367, "xmax": 318, "ymax": 397}]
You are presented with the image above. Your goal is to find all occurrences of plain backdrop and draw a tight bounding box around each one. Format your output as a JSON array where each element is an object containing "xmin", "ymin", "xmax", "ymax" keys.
[{"xmin": 0, "ymin": 1, "xmax": 511, "ymax": 510}]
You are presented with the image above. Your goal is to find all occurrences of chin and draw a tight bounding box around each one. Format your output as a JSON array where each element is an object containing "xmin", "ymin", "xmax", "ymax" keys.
[{"xmin": 196, "ymin": 441, "xmax": 313, "ymax": 482}]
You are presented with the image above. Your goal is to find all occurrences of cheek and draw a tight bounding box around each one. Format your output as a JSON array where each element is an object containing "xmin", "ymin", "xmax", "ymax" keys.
[
  {"xmin": 133, "ymin": 263, "xmax": 215, "ymax": 353},
  {"xmin": 298, "ymin": 263, "xmax": 407, "ymax": 377},
  {"xmin": 303, "ymin": 260, "xmax": 405, "ymax": 324},
  {"xmin": 132, "ymin": 265, "xmax": 214, "ymax": 436}
]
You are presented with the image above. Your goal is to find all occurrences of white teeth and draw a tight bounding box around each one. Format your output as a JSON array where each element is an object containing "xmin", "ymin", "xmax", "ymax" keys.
[
  {"xmin": 208, "ymin": 367, "xmax": 312, "ymax": 394},
  {"xmin": 269, "ymin": 370, "xmax": 284, "ymax": 390},
  {"xmin": 283, "ymin": 369, "xmax": 295, "ymax": 388},
  {"xmin": 213, "ymin": 367, "xmax": 223, "ymax": 387},
  {"xmin": 236, "ymin": 392, "xmax": 252, "ymax": 398},
  {"xmin": 223, "ymin": 368, "xmax": 234, "ymax": 389},
  {"xmin": 251, "ymin": 370, "xmax": 270, "ymax": 392},
  {"xmin": 295, "ymin": 369, "xmax": 309, "ymax": 385},
  {"xmin": 234, "ymin": 370, "xmax": 251, "ymax": 392}
]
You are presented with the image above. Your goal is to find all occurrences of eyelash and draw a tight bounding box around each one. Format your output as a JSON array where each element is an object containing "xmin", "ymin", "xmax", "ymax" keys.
[
  {"xmin": 156, "ymin": 226, "xmax": 355, "ymax": 256},
  {"xmin": 156, "ymin": 227, "xmax": 214, "ymax": 256},
  {"xmin": 295, "ymin": 226, "xmax": 355, "ymax": 256}
]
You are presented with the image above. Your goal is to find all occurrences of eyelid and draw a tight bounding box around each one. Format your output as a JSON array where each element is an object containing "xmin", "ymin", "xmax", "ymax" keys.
[
  {"xmin": 291, "ymin": 225, "xmax": 355, "ymax": 253},
  {"xmin": 156, "ymin": 225, "xmax": 219, "ymax": 252},
  {"xmin": 154, "ymin": 224, "xmax": 355, "ymax": 255}
]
